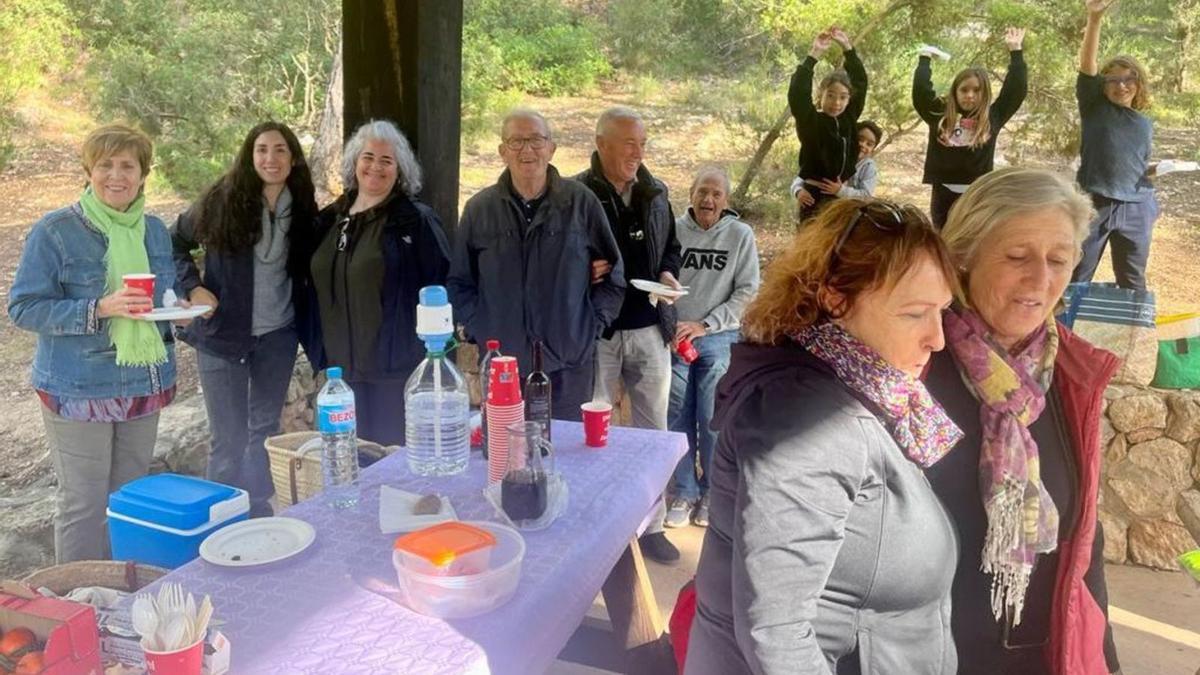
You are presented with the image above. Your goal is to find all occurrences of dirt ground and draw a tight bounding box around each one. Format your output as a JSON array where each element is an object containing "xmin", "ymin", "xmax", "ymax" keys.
[{"xmin": 1, "ymin": 83, "xmax": 1197, "ymax": 521}]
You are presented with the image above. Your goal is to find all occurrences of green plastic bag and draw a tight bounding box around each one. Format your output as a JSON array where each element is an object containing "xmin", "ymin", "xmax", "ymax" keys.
[{"xmin": 1152, "ymin": 313, "xmax": 1200, "ymax": 389}]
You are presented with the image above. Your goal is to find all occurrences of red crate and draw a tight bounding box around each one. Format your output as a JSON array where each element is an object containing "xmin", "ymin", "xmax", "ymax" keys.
[{"xmin": 0, "ymin": 582, "xmax": 101, "ymax": 675}]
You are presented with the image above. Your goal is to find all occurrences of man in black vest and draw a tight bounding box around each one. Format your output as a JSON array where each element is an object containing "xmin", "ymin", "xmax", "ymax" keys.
[{"xmin": 577, "ymin": 107, "xmax": 683, "ymax": 564}]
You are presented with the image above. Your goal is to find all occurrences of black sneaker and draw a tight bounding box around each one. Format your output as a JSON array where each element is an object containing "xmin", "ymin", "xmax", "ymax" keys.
[{"xmin": 639, "ymin": 532, "xmax": 681, "ymax": 565}]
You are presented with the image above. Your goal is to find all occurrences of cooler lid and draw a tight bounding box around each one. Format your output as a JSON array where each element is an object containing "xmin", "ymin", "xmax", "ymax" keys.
[{"xmin": 108, "ymin": 474, "xmax": 241, "ymax": 531}]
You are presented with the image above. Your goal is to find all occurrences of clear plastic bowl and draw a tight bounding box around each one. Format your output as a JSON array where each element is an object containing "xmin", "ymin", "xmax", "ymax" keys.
[{"xmin": 393, "ymin": 521, "xmax": 525, "ymax": 618}]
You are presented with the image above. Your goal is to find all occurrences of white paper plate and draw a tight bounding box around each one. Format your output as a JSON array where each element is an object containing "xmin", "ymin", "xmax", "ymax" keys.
[
  {"xmin": 135, "ymin": 305, "xmax": 212, "ymax": 321},
  {"xmin": 199, "ymin": 517, "xmax": 316, "ymax": 567},
  {"xmin": 629, "ymin": 279, "xmax": 687, "ymax": 298}
]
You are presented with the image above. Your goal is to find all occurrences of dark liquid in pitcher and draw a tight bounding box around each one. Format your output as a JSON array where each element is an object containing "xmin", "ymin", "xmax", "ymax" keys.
[{"xmin": 501, "ymin": 472, "xmax": 548, "ymax": 521}]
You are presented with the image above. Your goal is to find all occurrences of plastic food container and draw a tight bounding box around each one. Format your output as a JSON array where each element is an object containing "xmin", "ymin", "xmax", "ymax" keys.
[
  {"xmin": 393, "ymin": 522, "xmax": 498, "ymax": 576},
  {"xmin": 392, "ymin": 521, "xmax": 524, "ymax": 618}
]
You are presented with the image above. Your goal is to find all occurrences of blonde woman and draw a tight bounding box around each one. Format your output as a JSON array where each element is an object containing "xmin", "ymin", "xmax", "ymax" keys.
[
  {"xmin": 9, "ymin": 125, "xmax": 177, "ymax": 562},
  {"xmin": 929, "ymin": 167, "xmax": 1120, "ymax": 674}
]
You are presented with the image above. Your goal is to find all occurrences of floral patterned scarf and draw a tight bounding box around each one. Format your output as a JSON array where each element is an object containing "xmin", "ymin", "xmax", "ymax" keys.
[
  {"xmin": 792, "ymin": 321, "xmax": 962, "ymax": 469},
  {"xmin": 942, "ymin": 306, "xmax": 1060, "ymax": 625}
]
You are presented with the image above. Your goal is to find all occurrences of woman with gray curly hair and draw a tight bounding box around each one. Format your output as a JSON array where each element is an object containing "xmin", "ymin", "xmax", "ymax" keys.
[{"xmin": 303, "ymin": 119, "xmax": 450, "ymax": 445}]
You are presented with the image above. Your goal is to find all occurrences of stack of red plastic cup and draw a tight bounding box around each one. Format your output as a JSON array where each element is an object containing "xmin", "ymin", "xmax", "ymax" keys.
[{"xmin": 486, "ymin": 356, "xmax": 524, "ymax": 483}]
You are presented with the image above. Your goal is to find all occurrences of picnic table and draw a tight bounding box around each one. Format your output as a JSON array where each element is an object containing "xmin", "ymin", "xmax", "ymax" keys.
[{"xmin": 131, "ymin": 420, "xmax": 687, "ymax": 674}]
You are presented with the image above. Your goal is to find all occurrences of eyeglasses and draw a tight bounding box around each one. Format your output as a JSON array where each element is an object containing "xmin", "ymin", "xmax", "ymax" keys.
[
  {"xmin": 1103, "ymin": 75, "xmax": 1138, "ymax": 88},
  {"xmin": 832, "ymin": 201, "xmax": 910, "ymax": 258},
  {"xmin": 503, "ymin": 135, "xmax": 549, "ymax": 151}
]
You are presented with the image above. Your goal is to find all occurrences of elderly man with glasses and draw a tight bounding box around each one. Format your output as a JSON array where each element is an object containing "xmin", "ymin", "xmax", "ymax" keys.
[{"xmin": 448, "ymin": 108, "xmax": 625, "ymax": 421}]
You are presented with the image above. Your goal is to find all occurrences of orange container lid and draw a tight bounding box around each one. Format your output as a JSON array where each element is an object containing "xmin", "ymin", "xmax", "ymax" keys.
[{"xmin": 394, "ymin": 522, "xmax": 497, "ymax": 568}]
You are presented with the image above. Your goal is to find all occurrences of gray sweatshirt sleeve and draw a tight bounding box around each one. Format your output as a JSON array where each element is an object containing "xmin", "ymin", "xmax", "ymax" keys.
[
  {"xmin": 731, "ymin": 384, "xmax": 871, "ymax": 674},
  {"xmin": 703, "ymin": 224, "xmax": 760, "ymax": 334},
  {"xmin": 837, "ymin": 159, "xmax": 878, "ymax": 198}
]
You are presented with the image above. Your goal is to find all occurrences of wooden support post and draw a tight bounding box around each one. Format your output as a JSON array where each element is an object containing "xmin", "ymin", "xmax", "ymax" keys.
[
  {"xmin": 601, "ymin": 538, "xmax": 677, "ymax": 674},
  {"xmin": 342, "ymin": 0, "xmax": 463, "ymax": 236}
]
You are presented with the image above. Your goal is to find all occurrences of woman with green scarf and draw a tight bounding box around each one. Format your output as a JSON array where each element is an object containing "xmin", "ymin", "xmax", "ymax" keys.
[{"xmin": 8, "ymin": 124, "xmax": 179, "ymax": 563}]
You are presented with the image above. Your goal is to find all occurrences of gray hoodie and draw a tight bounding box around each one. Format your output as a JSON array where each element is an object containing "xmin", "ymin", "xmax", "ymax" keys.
[{"xmin": 674, "ymin": 209, "xmax": 760, "ymax": 334}]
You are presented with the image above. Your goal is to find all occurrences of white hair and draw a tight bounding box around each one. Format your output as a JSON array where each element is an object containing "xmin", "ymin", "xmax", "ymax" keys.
[
  {"xmin": 500, "ymin": 108, "xmax": 553, "ymax": 141},
  {"xmin": 596, "ymin": 106, "xmax": 644, "ymax": 138},
  {"xmin": 690, "ymin": 165, "xmax": 732, "ymax": 195},
  {"xmin": 341, "ymin": 119, "xmax": 423, "ymax": 196}
]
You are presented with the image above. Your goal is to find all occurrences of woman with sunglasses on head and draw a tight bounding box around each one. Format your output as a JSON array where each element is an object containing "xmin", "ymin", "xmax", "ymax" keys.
[
  {"xmin": 303, "ymin": 120, "xmax": 450, "ymax": 446},
  {"xmin": 1071, "ymin": 0, "xmax": 1157, "ymax": 291},
  {"xmin": 172, "ymin": 121, "xmax": 317, "ymax": 518},
  {"xmin": 682, "ymin": 199, "xmax": 961, "ymax": 674},
  {"xmin": 928, "ymin": 168, "xmax": 1121, "ymax": 675}
]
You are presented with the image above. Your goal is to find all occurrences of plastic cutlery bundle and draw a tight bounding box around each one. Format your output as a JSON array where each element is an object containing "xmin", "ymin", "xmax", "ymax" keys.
[{"xmin": 131, "ymin": 582, "xmax": 214, "ymax": 652}]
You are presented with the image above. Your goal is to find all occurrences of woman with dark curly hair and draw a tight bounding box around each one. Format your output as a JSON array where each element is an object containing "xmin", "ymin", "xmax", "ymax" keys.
[{"xmin": 172, "ymin": 121, "xmax": 318, "ymax": 517}]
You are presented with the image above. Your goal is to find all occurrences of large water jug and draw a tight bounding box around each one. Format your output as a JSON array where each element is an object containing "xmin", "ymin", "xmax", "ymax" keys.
[
  {"xmin": 317, "ymin": 366, "xmax": 359, "ymax": 508},
  {"xmin": 405, "ymin": 286, "xmax": 471, "ymax": 476}
]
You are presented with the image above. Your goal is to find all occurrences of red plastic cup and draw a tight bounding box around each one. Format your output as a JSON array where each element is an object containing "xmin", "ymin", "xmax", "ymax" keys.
[
  {"xmin": 143, "ymin": 637, "xmax": 203, "ymax": 675},
  {"xmin": 581, "ymin": 401, "xmax": 613, "ymax": 448},
  {"xmin": 676, "ymin": 337, "xmax": 699, "ymax": 365},
  {"xmin": 488, "ymin": 356, "xmax": 522, "ymax": 406},
  {"xmin": 122, "ymin": 273, "xmax": 156, "ymax": 314}
]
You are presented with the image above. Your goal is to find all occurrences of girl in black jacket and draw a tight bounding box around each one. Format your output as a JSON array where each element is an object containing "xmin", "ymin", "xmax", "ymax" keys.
[
  {"xmin": 788, "ymin": 27, "xmax": 868, "ymax": 222},
  {"xmin": 172, "ymin": 121, "xmax": 318, "ymax": 517},
  {"xmin": 912, "ymin": 28, "xmax": 1028, "ymax": 228}
]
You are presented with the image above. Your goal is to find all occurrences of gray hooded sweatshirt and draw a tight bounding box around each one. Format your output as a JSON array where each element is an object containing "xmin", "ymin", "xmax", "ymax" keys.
[{"xmin": 674, "ymin": 209, "xmax": 760, "ymax": 334}]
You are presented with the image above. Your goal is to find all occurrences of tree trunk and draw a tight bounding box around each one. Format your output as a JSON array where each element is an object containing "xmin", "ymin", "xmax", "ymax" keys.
[
  {"xmin": 731, "ymin": 0, "xmax": 914, "ymax": 205},
  {"xmin": 309, "ymin": 37, "xmax": 344, "ymax": 206}
]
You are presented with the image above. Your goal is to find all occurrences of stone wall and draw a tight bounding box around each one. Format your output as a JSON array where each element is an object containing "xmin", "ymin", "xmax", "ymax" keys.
[{"xmin": 1100, "ymin": 385, "xmax": 1200, "ymax": 569}]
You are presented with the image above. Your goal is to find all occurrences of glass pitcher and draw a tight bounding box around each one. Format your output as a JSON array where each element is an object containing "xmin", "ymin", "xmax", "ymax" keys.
[{"xmin": 501, "ymin": 421, "xmax": 553, "ymax": 523}]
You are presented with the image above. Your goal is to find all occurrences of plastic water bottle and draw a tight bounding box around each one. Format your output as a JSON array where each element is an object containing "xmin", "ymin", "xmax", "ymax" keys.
[
  {"xmin": 405, "ymin": 286, "xmax": 471, "ymax": 476},
  {"xmin": 317, "ymin": 366, "xmax": 359, "ymax": 508},
  {"xmin": 479, "ymin": 339, "xmax": 502, "ymax": 456}
]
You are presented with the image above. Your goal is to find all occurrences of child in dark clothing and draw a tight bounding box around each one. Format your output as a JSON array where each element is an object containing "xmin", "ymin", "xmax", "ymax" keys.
[
  {"xmin": 791, "ymin": 120, "xmax": 881, "ymax": 201},
  {"xmin": 1071, "ymin": 0, "xmax": 1158, "ymax": 291},
  {"xmin": 912, "ymin": 28, "xmax": 1027, "ymax": 228},
  {"xmin": 789, "ymin": 27, "xmax": 868, "ymax": 222}
]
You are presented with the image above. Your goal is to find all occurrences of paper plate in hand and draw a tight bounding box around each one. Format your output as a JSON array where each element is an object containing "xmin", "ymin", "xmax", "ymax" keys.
[
  {"xmin": 630, "ymin": 279, "xmax": 687, "ymax": 298},
  {"xmin": 199, "ymin": 517, "xmax": 315, "ymax": 567},
  {"xmin": 136, "ymin": 305, "xmax": 212, "ymax": 321}
]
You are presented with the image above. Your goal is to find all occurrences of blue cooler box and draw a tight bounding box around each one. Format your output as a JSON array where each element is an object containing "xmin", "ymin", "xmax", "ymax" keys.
[{"xmin": 108, "ymin": 473, "xmax": 249, "ymax": 568}]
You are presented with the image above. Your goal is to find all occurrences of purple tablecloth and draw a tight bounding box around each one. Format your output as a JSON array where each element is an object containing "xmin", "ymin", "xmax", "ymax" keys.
[{"xmin": 137, "ymin": 421, "xmax": 686, "ymax": 674}]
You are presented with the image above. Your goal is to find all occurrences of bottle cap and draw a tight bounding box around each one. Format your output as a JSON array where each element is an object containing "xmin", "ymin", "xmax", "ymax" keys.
[
  {"xmin": 326, "ymin": 366, "xmax": 342, "ymax": 380},
  {"xmin": 486, "ymin": 339, "xmax": 500, "ymax": 351}
]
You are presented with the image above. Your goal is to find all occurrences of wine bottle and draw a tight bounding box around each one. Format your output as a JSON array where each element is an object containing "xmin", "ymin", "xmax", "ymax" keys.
[{"xmin": 525, "ymin": 340, "xmax": 552, "ymax": 443}]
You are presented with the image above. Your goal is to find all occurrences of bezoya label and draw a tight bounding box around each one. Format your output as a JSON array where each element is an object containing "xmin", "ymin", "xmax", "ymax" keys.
[{"xmin": 318, "ymin": 404, "xmax": 356, "ymax": 434}]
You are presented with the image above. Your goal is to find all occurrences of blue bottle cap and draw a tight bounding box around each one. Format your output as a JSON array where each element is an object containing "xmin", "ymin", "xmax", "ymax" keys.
[
  {"xmin": 327, "ymin": 366, "xmax": 342, "ymax": 379},
  {"xmin": 419, "ymin": 285, "xmax": 449, "ymax": 307}
]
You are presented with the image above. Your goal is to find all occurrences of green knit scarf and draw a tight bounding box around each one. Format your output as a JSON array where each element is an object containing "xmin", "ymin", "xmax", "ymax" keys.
[{"xmin": 79, "ymin": 187, "xmax": 167, "ymax": 366}]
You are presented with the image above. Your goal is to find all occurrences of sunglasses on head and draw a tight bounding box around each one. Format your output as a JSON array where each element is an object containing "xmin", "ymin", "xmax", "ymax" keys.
[{"xmin": 832, "ymin": 201, "xmax": 915, "ymax": 258}]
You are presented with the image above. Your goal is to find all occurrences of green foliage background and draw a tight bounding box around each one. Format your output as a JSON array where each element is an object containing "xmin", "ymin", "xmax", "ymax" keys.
[{"xmin": 1, "ymin": 0, "xmax": 1197, "ymax": 199}]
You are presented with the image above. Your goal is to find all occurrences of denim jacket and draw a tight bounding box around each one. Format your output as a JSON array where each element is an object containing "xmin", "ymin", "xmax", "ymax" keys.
[{"xmin": 8, "ymin": 204, "xmax": 177, "ymax": 398}]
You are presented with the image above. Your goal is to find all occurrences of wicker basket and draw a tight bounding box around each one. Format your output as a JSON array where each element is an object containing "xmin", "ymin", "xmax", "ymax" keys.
[
  {"xmin": 265, "ymin": 431, "xmax": 388, "ymax": 507},
  {"xmin": 22, "ymin": 560, "xmax": 168, "ymax": 595}
]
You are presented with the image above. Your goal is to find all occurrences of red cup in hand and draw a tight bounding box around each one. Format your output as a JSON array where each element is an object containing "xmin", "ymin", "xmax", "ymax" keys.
[
  {"xmin": 676, "ymin": 337, "xmax": 699, "ymax": 365},
  {"xmin": 122, "ymin": 273, "xmax": 156, "ymax": 314},
  {"xmin": 581, "ymin": 401, "xmax": 613, "ymax": 448}
]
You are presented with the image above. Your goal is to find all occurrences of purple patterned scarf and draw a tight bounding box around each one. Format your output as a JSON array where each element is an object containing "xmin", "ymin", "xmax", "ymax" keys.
[
  {"xmin": 792, "ymin": 321, "xmax": 962, "ymax": 468},
  {"xmin": 942, "ymin": 307, "xmax": 1060, "ymax": 625}
]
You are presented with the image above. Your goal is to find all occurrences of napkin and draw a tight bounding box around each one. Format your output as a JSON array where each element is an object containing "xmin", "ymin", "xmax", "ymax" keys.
[{"xmin": 379, "ymin": 485, "xmax": 457, "ymax": 534}]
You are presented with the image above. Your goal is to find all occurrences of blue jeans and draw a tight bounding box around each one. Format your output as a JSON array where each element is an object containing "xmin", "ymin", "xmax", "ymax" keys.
[
  {"xmin": 197, "ymin": 326, "xmax": 298, "ymax": 516},
  {"xmin": 667, "ymin": 330, "xmax": 737, "ymax": 501}
]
